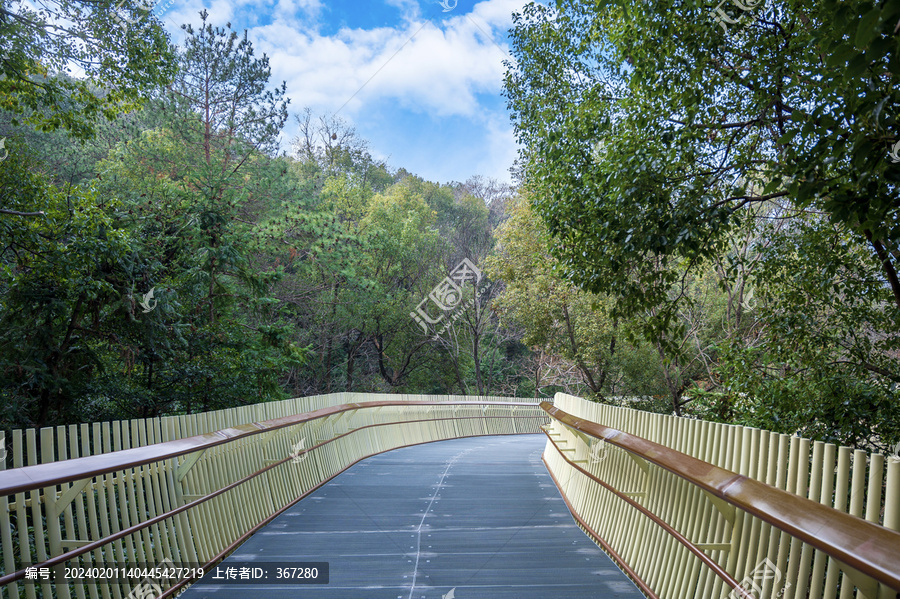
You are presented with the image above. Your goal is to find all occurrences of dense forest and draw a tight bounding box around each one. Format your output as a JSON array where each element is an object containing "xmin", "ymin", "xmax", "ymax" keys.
[{"xmin": 1, "ymin": 0, "xmax": 899, "ymax": 456}]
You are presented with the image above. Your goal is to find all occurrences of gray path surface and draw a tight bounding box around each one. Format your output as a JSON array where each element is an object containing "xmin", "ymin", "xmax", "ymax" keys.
[{"xmin": 178, "ymin": 434, "xmax": 644, "ymax": 598}]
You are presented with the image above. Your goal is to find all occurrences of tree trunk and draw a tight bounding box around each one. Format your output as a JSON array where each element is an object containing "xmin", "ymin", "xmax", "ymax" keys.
[
  {"xmin": 322, "ymin": 334, "xmax": 332, "ymax": 393},
  {"xmin": 346, "ymin": 349, "xmax": 355, "ymax": 392},
  {"xmin": 473, "ymin": 331, "xmax": 483, "ymax": 395},
  {"xmin": 865, "ymin": 231, "xmax": 900, "ymax": 313},
  {"xmin": 562, "ymin": 304, "xmax": 599, "ymax": 393},
  {"xmin": 656, "ymin": 342, "xmax": 683, "ymax": 416}
]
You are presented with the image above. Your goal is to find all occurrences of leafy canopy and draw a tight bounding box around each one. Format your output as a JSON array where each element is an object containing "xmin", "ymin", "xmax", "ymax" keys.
[
  {"xmin": 504, "ymin": 0, "xmax": 900, "ymax": 335},
  {"xmin": 0, "ymin": 0, "xmax": 176, "ymax": 138}
]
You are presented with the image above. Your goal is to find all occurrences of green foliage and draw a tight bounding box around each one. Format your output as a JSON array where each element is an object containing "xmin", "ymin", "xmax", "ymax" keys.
[
  {"xmin": 0, "ymin": 0, "xmax": 177, "ymax": 138},
  {"xmin": 0, "ymin": 7, "xmax": 541, "ymax": 431},
  {"xmin": 688, "ymin": 214, "xmax": 900, "ymax": 452},
  {"xmin": 16, "ymin": 0, "xmax": 899, "ymax": 456},
  {"xmin": 505, "ymin": 0, "xmax": 900, "ymax": 323},
  {"xmin": 0, "ymin": 12, "xmax": 303, "ymax": 429},
  {"xmin": 292, "ymin": 109, "xmax": 393, "ymax": 195},
  {"xmin": 0, "ymin": 147, "xmax": 132, "ymax": 426},
  {"xmin": 504, "ymin": 0, "xmax": 900, "ymax": 446},
  {"xmin": 487, "ymin": 195, "xmax": 667, "ymax": 400}
]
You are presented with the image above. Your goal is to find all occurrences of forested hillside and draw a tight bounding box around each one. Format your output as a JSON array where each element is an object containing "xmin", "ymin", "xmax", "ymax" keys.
[{"xmin": 1, "ymin": 0, "xmax": 898, "ymax": 456}]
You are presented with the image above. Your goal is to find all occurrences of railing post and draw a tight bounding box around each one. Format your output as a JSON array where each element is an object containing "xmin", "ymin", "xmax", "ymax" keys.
[
  {"xmin": 0, "ymin": 396, "xmax": 546, "ymax": 599},
  {"xmin": 878, "ymin": 457, "xmax": 900, "ymax": 599},
  {"xmin": 540, "ymin": 396, "xmax": 900, "ymax": 599}
]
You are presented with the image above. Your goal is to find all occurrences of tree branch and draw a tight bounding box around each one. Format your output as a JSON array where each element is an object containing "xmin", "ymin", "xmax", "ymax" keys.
[
  {"xmin": 865, "ymin": 230, "xmax": 900, "ymax": 313},
  {"xmin": 0, "ymin": 209, "xmax": 45, "ymax": 217}
]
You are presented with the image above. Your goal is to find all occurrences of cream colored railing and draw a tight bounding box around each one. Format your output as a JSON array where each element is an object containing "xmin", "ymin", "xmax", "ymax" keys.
[
  {"xmin": 1, "ymin": 393, "xmax": 537, "ymax": 469},
  {"xmin": 0, "ymin": 394, "xmax": 546, "ymax": 599},
  {"xmin": 542, "ymin": 393, "xmax": 900, "ymax": 599},
  {"xmin": 6, "ymin": 389, "xmax": 897, "ymax": 599}
]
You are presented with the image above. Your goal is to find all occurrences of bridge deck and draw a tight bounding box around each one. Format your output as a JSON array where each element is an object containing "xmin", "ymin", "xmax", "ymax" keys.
[{"xmin": 179, "ymin": 434, "xmax": 644, "ymax": 598}]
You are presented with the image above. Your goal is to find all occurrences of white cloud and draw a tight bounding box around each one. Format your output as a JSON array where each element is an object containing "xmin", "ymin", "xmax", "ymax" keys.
[
  {"xmin": 480, "ymin": 117, "xmax": 519, "ymax": 183},
  {"xmin": 252, "ymin": 0, "xmax": 523, "ymax": 120},
  {"xmin": 270, "ymin": 0, "xmax": 323, "ymax": 26},
  {"xmin": 383, "ymin": 0, "xmax": 421, "ymax": 20},
  {"xmin": 158, "ymin": 0, "xmax": 528, "ymax": 182},
  {"xmin": 470, "ymin": 0, "xmax": 524, "ymax": 27}
]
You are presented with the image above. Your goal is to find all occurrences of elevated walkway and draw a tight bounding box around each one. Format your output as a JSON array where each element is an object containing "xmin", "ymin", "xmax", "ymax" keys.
[
  {"xmin": 1, "ymin": 392, "xmax": 898, "ymax": 599},
  {"xmin": 180, "ymin": 435, "xmax": 643, "ymax": 598}
]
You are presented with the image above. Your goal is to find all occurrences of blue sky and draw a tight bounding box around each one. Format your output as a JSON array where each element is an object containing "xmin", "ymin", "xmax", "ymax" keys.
[{"xmin": 151, "ymin": 0, "xmax": 529, "ymax": 185}]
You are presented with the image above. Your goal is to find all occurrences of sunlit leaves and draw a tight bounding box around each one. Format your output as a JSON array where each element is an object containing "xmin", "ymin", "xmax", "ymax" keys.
[
  {"xmin": 504, "ymin": 0, "xmax": 900, "ymax": 442},
  {"xmin": 0, "ymin": 0, "xmax": 176, "ymax": 139}
]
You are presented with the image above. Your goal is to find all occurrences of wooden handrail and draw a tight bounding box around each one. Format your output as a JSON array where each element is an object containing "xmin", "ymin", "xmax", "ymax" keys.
[
  {"xmin": 540, "ymin": 401, "xmax": 900, "ymax": 591},
  {"xmin": 0, "ymin": 400, "xmax": 542, "ymax": 497},
  {"xmin": 541, "ymin": 453, "xmax": 662, "ymax": 599},
  {"xmin": 0, "ymin": 402, "xmax": 546, "ymax": 587},
  {"xmin": 541, "ymin": 429, "xmax": 744, "ymax": 595}
]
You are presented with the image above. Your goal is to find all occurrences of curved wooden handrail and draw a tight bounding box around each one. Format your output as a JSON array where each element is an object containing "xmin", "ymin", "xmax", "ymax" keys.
[
  {"xmin": 541, "ymin": 429, "xmax": 743, "ymax": 595},
  {"xmin": 0, "ymin": 401, "xmax": 546, "ymax": 587},
  {"xmin": 0, "ymin": 400, "xmax": 541, "ymax": 497},
  {"xmin": 541, "ymin": 454, "xmax": 661, "ymax": 599},
  {"xmin": 540, "ymin": 401, "xmax": 900, "ymax": 591}
]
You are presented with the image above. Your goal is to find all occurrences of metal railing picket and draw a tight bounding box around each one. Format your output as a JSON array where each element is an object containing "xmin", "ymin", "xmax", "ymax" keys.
[
  {"xmin": 541, "ymin": 393, "xmax": 900, "ymax": 599},
  {"xmin": 0, "ymin": 397, "xmax": 546, "ymax": 599}
]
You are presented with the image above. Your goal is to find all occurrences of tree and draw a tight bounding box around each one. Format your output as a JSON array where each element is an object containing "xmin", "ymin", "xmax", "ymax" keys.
[
  {"xmin": 503, "ymin": 0, "xmax": 900, "ymax": 437},
  {"xmin": 691, "ymin": 207, "xmax": 900, "ymax": 450},
  {"xmin": 357, "ymin": 180, "xmax": 448, "ymax": 388},
  {"xmin": 0, "ymin": 146, "xmax": 133, "ymax": 428},
  {"xmin": 486, "ymin": 195, "xmax": 666, "ymax": 401},
  {"xmin": 291, "ymin": 108, "xmax": 393, "ymax": 194},
  {"xmin": 66, "ymin": 13, "xmax": 304, "ymax": 421},
  {"xmin": 455, "ymin": 175, "xmax": 516, "ymax": 229},
  {"xmin": 0, "ymin": 0, "xmax": 176, "ymax": 139},
  {"xmin": 159, "ymin": 10, "xmax": 289, "ymax": 324},
  {"xmin": 504, "ymin": 0, "xmax": 900, "ymax": 328}
]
